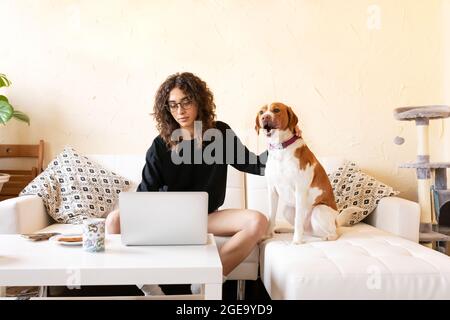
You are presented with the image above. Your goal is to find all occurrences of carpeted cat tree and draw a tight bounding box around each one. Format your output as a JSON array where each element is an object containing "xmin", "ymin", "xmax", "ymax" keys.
[{"xmin": 394, "ymin": 105, "xmax": 450, "ymax": 250}]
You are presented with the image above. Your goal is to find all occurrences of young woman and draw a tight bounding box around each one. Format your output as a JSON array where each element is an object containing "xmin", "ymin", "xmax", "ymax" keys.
[{"xmin": 106, "ymin": 72, "xmax": 287, "ymax": 294}]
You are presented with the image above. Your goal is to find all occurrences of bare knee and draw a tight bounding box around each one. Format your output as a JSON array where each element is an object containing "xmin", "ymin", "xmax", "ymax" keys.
[
  {"xmin": 106, "ymin": 209, "xmax": 120, "ymax": 234},
  {"xmin": 245, "ymin": 210, "xmax": 269, "ymax": 239}
]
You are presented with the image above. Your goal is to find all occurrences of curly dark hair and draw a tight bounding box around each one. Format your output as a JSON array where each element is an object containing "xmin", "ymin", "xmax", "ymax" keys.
[{"xmin": 153, "ymin": 72, "xmax": 217, "ymax": 148}]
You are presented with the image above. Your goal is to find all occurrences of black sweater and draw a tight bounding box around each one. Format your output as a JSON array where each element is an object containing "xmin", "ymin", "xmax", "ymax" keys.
[{"xmin": 136, "ymin": 121, "xmax": 267, "ymax": 213}]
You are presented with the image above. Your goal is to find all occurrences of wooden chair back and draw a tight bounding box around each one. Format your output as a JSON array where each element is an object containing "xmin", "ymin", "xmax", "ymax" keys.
[{"xmin": 0, "ymin": 140, "xmax": 44, "ymax": 201}]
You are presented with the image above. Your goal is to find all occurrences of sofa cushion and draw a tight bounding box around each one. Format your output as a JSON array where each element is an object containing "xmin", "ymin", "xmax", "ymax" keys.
[
  {"xmin": 219, "ymin": 166, "xmax": 245, "ymax": 210},
  {"xmin": 319, "ymin": 156, "xmax": 347, "ymax": 175},
  {"xmin": 329, "ymin": 161, "xmax": 399, "ymax": 226},
  {"xmin": 260, "ymin": 223, "xmax": 450, "ymax": 299},
  {"xmin": 20, "ymin": 147, "xmax": 132, "ymax": 224}
]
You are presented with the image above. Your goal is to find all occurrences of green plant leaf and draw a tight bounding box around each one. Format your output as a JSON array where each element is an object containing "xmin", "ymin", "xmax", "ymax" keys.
[
  {"xmin": 0, "ymin": 95, "xmax": 9, "ymax": 103},
  {"xmin": 0, "ymin": 100, "xmax": 13, "ymax": 125},
  {"xmin": 0, "ymin": 74, "xmax": 11, "ymax": 88},
  {"xmin": 12, "ymin": 110, "xmax": 30, "ymax": 125}
]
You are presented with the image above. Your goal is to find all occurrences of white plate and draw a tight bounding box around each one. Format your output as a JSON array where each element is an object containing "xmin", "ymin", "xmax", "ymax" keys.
[{"xmin": 49, "ymin": 234, "xmax": 83, "ymax": 246}]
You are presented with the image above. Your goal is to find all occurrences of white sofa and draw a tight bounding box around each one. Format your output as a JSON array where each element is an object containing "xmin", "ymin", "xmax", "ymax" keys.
[{"xmin": 1, "ymin": 155, "xmax": 450, "ymax": 300}]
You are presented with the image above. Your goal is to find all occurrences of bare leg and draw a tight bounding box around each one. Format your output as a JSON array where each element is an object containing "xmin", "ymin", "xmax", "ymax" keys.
[
  {"xmin": 208, "ymin": 209, "xmax": 268, "ymax": 276},
  {"xmin": 105, "ymin": 209, "xmax": 120, "ymax": 234}
]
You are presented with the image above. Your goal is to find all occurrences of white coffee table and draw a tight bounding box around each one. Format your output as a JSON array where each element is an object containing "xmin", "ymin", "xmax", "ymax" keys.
[{"xmin": 0, "ymin": 233, "xmax": 222, "ymax": 300}]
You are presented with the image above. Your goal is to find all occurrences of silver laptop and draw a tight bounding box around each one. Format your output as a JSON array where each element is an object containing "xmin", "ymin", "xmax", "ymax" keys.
[{"xmin": 119, "ymin": 192, "xmax": 208, "ymax": 246}]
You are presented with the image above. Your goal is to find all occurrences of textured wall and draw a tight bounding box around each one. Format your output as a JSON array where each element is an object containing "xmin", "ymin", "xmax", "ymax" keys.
[
  {"xmin": 444, "ymin": 1, "xmax": 450, "ymax": 184},
  {"xmin": 0, "ymin": 0, "xmax": 447, "ymax": 201}
]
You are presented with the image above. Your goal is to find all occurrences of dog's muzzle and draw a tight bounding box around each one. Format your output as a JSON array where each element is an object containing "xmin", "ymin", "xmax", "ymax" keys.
[{"xmin": 262, "ymin": 121, "xmax": 276, "ymax": 136}]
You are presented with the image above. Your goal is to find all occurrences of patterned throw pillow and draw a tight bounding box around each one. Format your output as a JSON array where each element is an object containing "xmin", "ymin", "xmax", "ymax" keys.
[
  {"xmin": 327, "ymin": 161, "xmax": 399, "ymax": 226},
  {"xmin": 20, "ymin": 146, "xmax": 131, "ymax": 224}
]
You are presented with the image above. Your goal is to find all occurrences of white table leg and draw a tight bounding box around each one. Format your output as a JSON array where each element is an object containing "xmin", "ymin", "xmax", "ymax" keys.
[
  {"xmin": 0, "ymin": 286, "xmax": 6, "ymax": 297},
  {"xmin": 204, "ymin": 283, "xmax": 222, "ymax": 300}
]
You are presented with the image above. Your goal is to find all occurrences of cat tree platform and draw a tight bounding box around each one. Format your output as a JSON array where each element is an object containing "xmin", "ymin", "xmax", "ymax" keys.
[{"xmin": 394, "ymin": 105, "xmax": 450, "ymax": 121}]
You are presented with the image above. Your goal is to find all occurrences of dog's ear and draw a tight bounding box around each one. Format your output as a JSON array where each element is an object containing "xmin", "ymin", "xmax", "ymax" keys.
[
  {"xmin": 287, "ymin": 107, "xmax": 298, "ymax": 132},
  {"xmin": 255, "ymin": 111, "xmax": 261, "ymax": 135}
]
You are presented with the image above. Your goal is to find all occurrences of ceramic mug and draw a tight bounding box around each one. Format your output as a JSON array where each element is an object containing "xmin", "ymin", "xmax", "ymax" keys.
[{"xmin": 83, "ymin": 218, "xmax": 106, "ymax": 252}]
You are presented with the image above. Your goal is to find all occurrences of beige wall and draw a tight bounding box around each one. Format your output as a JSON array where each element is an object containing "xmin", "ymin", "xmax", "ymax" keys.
[
  {"xmin": 442, "ymin": 0, "xmax": 450, "ymax": 161},
  {"xmin": 445, "ymin": 0, "xmax": 450, "ymax": 185},
  {"xmin": 0, "ymin": 0, "xmax": 447, "ymax": 201}
]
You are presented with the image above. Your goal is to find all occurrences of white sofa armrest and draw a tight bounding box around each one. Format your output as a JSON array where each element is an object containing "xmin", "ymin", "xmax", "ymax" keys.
[
  {"xmin": 0, "ymin": 195, "xmax": 51, "ymax": 234},
  {"xmin": 364, "ymin": 196, "xmax": 420, "ymax": 242}
]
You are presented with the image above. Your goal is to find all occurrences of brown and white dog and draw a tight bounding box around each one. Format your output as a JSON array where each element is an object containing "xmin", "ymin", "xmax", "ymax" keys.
[{"xmin": 256, "ymin": 102, "xmax": 342, "ymax": 244}]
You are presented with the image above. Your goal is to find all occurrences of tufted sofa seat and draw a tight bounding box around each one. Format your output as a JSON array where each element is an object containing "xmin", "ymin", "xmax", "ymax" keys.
[{"xmin": 259, "ymin": 223, "xmax": 450, "ymax": 299}]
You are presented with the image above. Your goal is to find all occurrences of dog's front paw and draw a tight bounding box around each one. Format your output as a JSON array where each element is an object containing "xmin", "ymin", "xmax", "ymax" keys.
[
  {"xmin": 291, "ymin": 235, "xmax": 305, "ymax": 245},
  {"xmin": 291, "ymin": 239, "xmax": 305, "ymax": 245}
]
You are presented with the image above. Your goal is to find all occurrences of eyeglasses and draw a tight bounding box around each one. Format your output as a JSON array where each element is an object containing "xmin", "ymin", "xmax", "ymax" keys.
[{"xmin": 166, "ymin": 97, "xmax": 194, "ymax": 112}]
